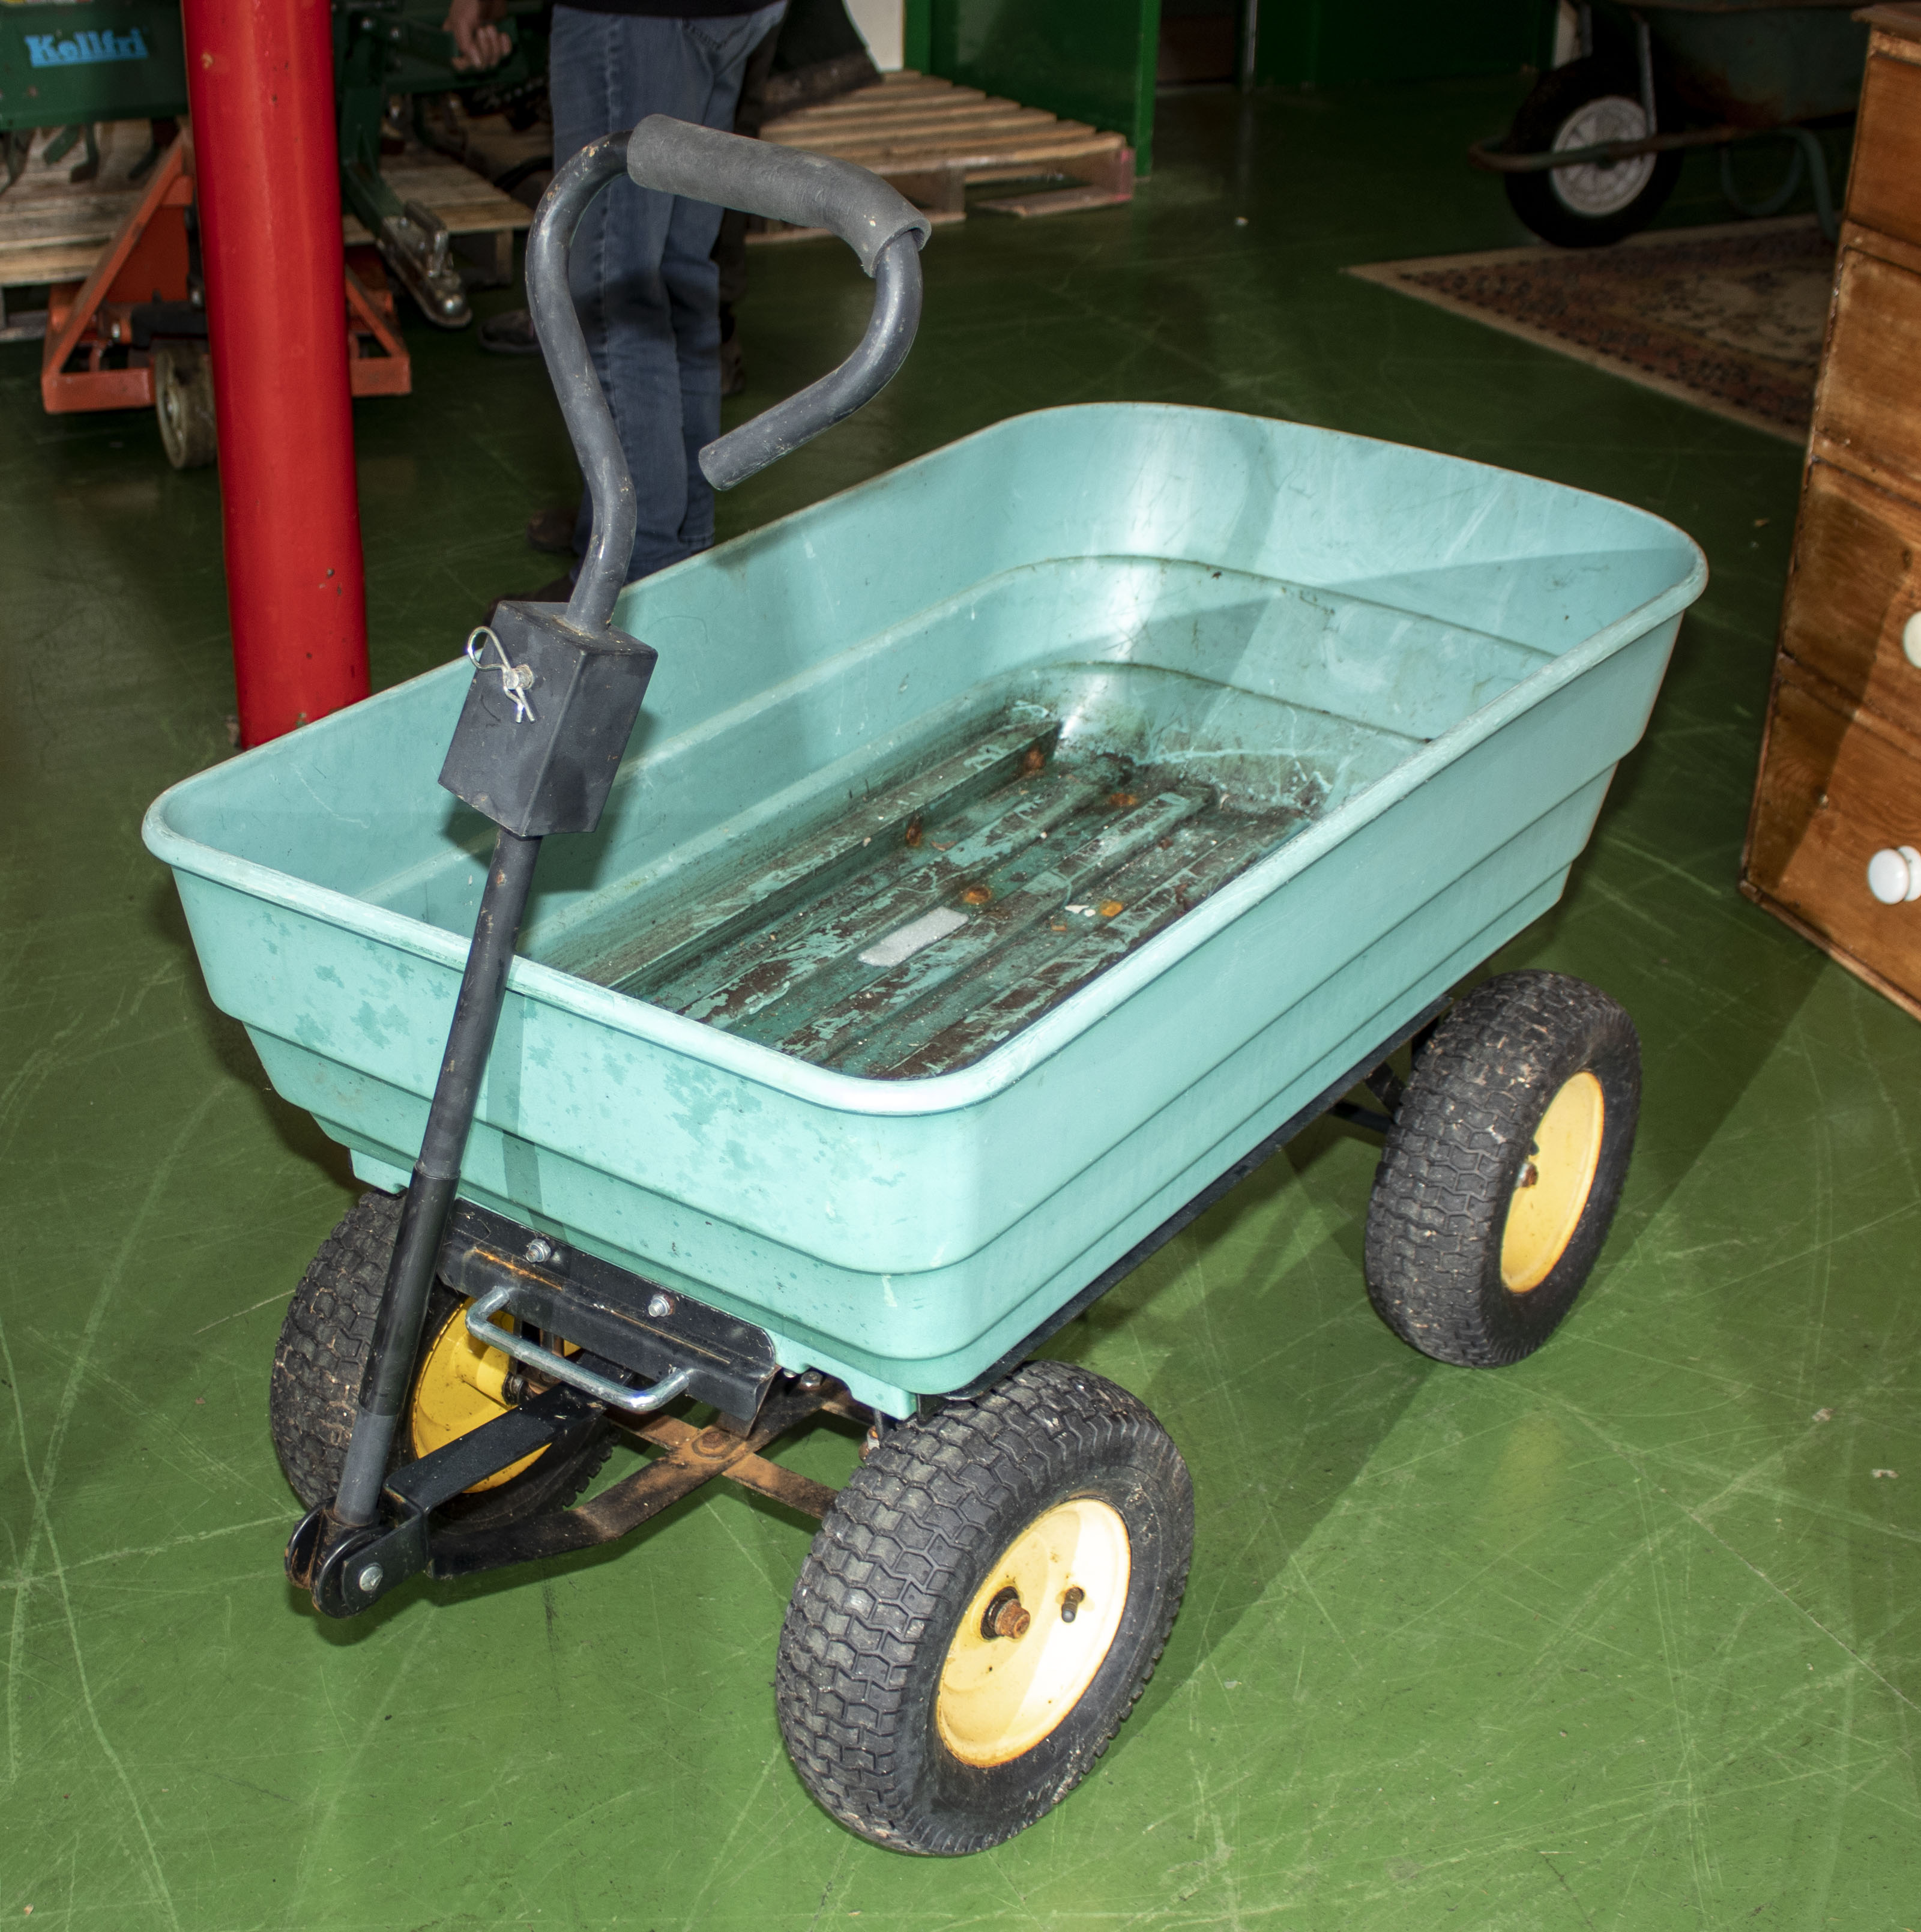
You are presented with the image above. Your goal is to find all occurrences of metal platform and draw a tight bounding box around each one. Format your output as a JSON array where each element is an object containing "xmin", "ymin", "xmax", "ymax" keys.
[{"xmin": 577, "ymin": 714, "xmax": 1310, "ymax": 1078}]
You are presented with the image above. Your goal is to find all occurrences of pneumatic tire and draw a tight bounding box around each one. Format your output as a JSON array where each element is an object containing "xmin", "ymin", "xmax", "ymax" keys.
[
  {"xmin": 1502, "ymin": 56, "xmax": 1682, "ymax": 247},
  {"xmin": 1364, "ymin": 971, "xmax": 1640, "ymax": 1367},
  {"xmin": 776, "ymin": 1361, "xmax": 1192, "ymax": 1856},
  {"xmin": 268, "ymin": 1190, "xmax": 612, "ymax": 1529}
]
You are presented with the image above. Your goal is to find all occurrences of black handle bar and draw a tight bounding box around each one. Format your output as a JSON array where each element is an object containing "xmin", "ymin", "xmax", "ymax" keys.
[
  {"xmin": 307, "ymin": 122, "xmax": 926, "ymax": 1545},
  {"xmin": 526, "ymin": 119, "xmax": 929, "ymax": 633}
]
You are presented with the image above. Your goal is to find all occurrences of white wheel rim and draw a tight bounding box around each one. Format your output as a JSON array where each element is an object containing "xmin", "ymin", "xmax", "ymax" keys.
[
  {"xmin": 936, "ymin": 1497, "xmax": 1130, "ymax": 1767},
  {"xmin": 1550, "ymin": 95, "xmax": 1656, "ymax": 217}
]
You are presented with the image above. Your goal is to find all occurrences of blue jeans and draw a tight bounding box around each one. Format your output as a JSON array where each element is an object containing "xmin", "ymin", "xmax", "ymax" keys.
[{"xmin": 550, "ymin": 3, "xmax": 785, "ymax": 582}]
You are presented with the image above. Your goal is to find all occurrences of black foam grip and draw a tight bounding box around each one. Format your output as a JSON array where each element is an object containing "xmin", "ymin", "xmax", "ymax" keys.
[{"xmin": 626, "ymin": 114, "xmax": 930, "ymax": 276}]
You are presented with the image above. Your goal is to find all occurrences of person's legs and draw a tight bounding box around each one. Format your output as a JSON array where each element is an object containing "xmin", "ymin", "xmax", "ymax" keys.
[
  {"xmin": 549, "ymin": 8, "xmax": 696, "ymax": 579},
  {"xmin": 549, "ymin": 3, "xmax": 783, "ymax": 583},
  {"xmin": 660, "ymin": 7, "xmax": 783, "ymax": 559},
  {"xmin": 714, "ymin": 22, "xmax": 781, "ymax": 396}
]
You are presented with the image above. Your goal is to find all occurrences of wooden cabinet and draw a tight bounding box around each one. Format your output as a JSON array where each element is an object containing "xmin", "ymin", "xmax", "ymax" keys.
[
  {"xmin": 1743, "ymin": 2, "xmax": 1921, "ymax": 1018},
  {"xmin": 1811, "ymin": 249, "xmax": 1921, "ymax": 498},
  {"xmin": 1848, "ymin": 29, "xmax": 1921, "ymax": 246},
  {"xmin": 1751, "ymin": 672, "xmax": 1921, "ymax": 970},
  {"xmin": 1778, "ymin": 461, "xmax": 1921, "ymax": 740}
]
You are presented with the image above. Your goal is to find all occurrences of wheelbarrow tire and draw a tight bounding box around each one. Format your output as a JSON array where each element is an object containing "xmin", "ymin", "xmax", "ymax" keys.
[
  {"xmin": 776, "ymin": 1360, "xmax": 1192, "ymax": 1856},
  {"xmin": 1364, "ymin": 970, "xmax": 1640, "ymax": 1367},
  {"xmin": 1502, "ymin": 56, "xmax": 1683, "ymax": 248},
  {"xmin": 268, "ymin": 1190, "xmax": 613, "ymax": 1527}
]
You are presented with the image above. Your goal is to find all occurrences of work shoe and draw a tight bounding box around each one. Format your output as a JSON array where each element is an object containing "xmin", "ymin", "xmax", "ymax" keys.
[
  {"xmin": 526, "ymin": 506, "xmax": 578, "ymax": 554},
  {"xmin": 478, "ymin": 309, "xmax": 541, "ymax": 355}
]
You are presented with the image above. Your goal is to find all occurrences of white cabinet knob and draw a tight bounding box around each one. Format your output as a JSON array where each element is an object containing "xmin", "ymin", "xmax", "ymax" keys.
[
  {"xmin": 1868, "ymin": 845, "xmax": 1921, "ymax": 904},
  {"xmin": 1904, "ymin": 612, "xmax": 1921, "ymax": 668}
]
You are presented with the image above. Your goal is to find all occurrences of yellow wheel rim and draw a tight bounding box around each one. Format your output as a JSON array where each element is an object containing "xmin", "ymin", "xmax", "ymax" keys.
[
  {"xmin": 1500, "ymin": 1070, "xmax": 1605, "ymax": 1294},
  {"xmin": 936, "ymin": 1497, "xmax": 1130, "ymax": 1768},
  {"xmin": 409, "ymin": 1301, "xmax": 545, "ymax": 1493}
]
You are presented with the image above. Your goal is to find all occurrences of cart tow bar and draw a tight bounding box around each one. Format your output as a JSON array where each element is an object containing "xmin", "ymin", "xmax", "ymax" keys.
[{"xmin": 288, "ymin": 118, "xmax": 929, "ymax": 1611}]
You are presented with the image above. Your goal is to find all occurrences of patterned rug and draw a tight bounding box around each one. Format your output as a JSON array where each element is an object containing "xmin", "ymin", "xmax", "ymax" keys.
[{"xmin": 1347, "ymin": 216, "xmax": 1835, "ymax": 444}]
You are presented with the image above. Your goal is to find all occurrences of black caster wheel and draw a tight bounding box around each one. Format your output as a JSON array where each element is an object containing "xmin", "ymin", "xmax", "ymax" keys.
[
  {"xmin": 1502, "ymin": 56, "xmax": 1682, "ymax": 247},
  {"xmin": 1364, "ymin": 970, "xmax": 1641, "ymax": 1367},
  {"xmin": 152, "ymin": 340, "xmax": 217, "ymax": 470},
  {"xmin": 776, "ymin": 1360, "xmax": 1193, "ymax": 1855},
  {"xmin": 268, "ymin": 1190, "xmax": 612, "ymax": 1529}
]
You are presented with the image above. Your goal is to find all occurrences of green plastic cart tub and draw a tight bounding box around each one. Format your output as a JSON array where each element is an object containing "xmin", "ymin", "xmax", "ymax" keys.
[{"xmin": 144, "ymin": 402, "xmax": 1707, "ymax": 1416}]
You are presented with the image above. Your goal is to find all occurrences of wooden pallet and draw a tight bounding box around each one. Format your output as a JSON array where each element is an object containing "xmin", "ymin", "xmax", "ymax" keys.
[
  {"xmin": 421, "ymin": 99, "xmax": 553, "ymax": 208},
  {"xmin": 0, "ymin": 121, "xmax": 154, "ymax": 335},
  {"xmin": 753, "ymin": 70, "xmax": 1132, "ymax": 238},
  {"xmin": 0, "ymin": 121, "xmax": 528, "ymax": 340}
]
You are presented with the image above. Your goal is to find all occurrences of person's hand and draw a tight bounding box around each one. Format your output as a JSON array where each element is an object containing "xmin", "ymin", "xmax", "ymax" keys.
[{"xmin": 445, "ymin": 0, "xmax": 510, "ymax": 71}]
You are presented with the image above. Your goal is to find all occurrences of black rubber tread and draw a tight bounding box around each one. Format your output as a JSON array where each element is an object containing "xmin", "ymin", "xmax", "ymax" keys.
[
  {"xmin": 268, "ymin": 1191, "xmax": 612, "ymax": 1527},
  {"xmin": 270, "ymin": 1190, "xmax": 400, "ymax": 1509},
  {"xmin": 1501, "ymin": 56, "xmax": 1683, "ymax": 247},
  {"xmin": 776, "ymin": 1360, "xmax": 1193, "ymax": 1856},
  {"xmin": 1363, "ymin": 970, "xmax": 1641, "ymax": 1368}
]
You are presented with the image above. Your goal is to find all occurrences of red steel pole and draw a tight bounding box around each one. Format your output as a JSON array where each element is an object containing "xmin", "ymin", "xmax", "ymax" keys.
[{"xmin": 182, "ymin": 0, "xmax": 369, "ymax": 746}]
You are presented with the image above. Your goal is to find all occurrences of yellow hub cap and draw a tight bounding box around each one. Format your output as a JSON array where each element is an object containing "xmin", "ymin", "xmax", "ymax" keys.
[
  {"xmin": 409, "ymin": 1301, "xmax": 545, "ymax": 1493},
  {"xmin": 936, "ymin": 1497, "xmax": 1130, "ymax": 1767},
  {"xmin": 1500, "ymin": 1070, "xmax": 1605, "ymax": 1294}
]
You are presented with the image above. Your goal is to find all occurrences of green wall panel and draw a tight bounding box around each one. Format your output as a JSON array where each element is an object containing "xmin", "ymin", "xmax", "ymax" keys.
[
  {"xmin": 924, "ymin": 0, "xmax": 1162, "ymax": 172},
  {"xmin": 1253, "ymin": 0, "xmax": 1556, "ymax": 88},
  {"xmin": 0, "ymin": 0, "xmax": 188, "ymax": 131},
  {"xmin": 903, "ymin": 0, "xmax": 932, "ymax": 73}
]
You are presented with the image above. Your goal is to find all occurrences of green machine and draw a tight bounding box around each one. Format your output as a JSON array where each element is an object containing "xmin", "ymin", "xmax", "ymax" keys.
[
  {"xmin": 0, "ymin": 0, "xmax": 187, "ymax": 187},
  {"xmin": 333, "ymin": 1, "xmax": 546, "ymax": 326},
  {"xmin": 0, "ymin": 0, "xmax": 545, "ymax": 328}
]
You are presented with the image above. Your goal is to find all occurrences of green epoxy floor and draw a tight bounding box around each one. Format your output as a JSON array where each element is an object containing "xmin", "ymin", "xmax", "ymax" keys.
[{"xmin": 4, "ymin": 75, "xmax": 1917, "ymax": 1929}]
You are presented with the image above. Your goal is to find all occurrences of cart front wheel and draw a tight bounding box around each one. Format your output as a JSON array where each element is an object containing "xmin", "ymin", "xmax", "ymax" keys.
[
  {"xmin": 1364, "ymin": 970, "xmax": 1640, "ymax": 1366},
  {"xmin": 776, "ymin": 1361, "xmax": 1192, "ymax": 1856},
  {"xmin": 1502, "ymin": 56, "xmax": 1681, "ymax": 247},
  {"xmin": 268, "ymin": 1190, "xmax": 612, "ymax": 1527}
]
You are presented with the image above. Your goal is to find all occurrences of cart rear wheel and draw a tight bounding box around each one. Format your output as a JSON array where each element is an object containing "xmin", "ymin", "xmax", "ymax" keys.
[
  {"xmin": 1363, "ymin": 971, "xmax": 1640, "ymax": 1367},
  {"xmin": 1501, "ymin": 56, "xmax": 1682, "ymax": 247},
  {"xmin": 152, "ymin": 341, "xmax": 217, "ymax": 470},
  {"xmin": 776, "ymin": 1361, "xmax": 1192, "ymax": 1856},
  {"xmin": 268, "ymin": 1191, "xmax": 612, "ymax": 1527}
]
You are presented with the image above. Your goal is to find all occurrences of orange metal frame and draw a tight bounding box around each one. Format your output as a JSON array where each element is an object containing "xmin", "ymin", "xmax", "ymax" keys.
[{"xmin": 40, "ymin": 129, "xmax": 410, "ymax": 416}]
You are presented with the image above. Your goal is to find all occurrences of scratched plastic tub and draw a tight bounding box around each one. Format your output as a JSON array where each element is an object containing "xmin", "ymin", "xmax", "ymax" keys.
[{"xmin": 143, "ymin": 402, "xmax": 1705, "ymax": 1416}]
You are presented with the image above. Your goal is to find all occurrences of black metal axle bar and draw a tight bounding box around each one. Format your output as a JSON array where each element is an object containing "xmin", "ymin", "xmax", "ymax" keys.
[
  {"xmin": 1467, "ymin": 121, "xmax": 1743, "ymax": 175},
  {"xmin": 295, "ymin": 1374, "xmax": 851, "ymax": 1618}
]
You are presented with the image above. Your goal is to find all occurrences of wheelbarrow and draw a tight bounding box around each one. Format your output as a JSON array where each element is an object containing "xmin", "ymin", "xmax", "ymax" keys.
[
  {"xmin": 143, "ymin": 118, "xmax": 1707, "ymax": 1854},
  {"xmin": 1473, "ymin": 0, "xmax": 1868, "ymax": 246}
]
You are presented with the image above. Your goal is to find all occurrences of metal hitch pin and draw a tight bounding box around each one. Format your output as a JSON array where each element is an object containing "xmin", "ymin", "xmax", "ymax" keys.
[{"xmin": 465, "ymin": 625, "xmax": 538, "ymax": 724}]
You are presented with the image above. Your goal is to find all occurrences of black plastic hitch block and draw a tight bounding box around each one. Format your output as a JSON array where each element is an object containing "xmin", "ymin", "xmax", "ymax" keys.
[{"xmin": 439, "ymin": 599, "xmax": 657, "ymax": 838}]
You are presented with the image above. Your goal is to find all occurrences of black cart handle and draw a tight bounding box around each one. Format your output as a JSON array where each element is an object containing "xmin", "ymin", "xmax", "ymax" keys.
[
  {"xmin": 630, "ymin": 115, "xmax": 929, "ymax": 497},
  {"xmin": 628, "ymin": 113, "xmax": 930, "ymax": 275},
  {"xmin": 322, "ymin": 125, "xmax": 926, "ymax": 1545},
  {"xmin": 525, "ymin": 122, "xmax": 927, "ymax": 636}
]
